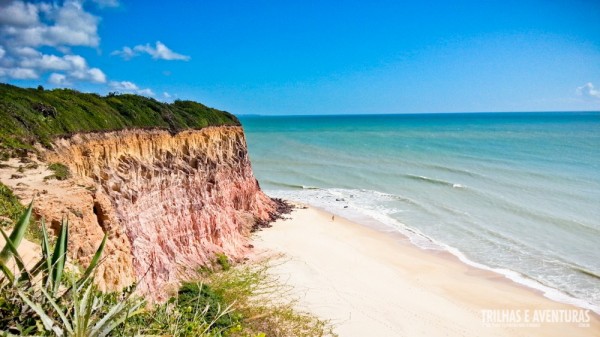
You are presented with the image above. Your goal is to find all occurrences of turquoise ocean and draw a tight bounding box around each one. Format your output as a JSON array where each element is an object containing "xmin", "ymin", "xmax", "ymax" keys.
[{"xmin": 240, "ymin": 112, "xmax": 600, "ymax": 313}]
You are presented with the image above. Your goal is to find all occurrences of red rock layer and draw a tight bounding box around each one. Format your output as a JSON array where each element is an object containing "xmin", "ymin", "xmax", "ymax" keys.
[{"xmin": 45, "ymin": 126, "xmax": 275, "ymax": 298}]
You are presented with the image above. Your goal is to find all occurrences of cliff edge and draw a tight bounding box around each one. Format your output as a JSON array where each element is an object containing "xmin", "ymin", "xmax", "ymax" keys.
[{"xmin": 0, "ymin": 84, "xmax": 277, "ymax": 299}]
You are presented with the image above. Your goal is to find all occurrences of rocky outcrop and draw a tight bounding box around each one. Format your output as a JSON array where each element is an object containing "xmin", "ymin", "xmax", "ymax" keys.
[{"xmin": 35, "ymin": 126, "xmax": 276, "ymax": 298}]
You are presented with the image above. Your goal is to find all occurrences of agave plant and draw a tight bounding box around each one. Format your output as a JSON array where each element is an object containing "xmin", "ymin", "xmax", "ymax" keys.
[
  {"xmin": 18, "ymin": 278, "xmax": 144, "ymax": 337},
  {"xmin": 0, "ymin": 200, "xmax": 106, "ymax": 292},
  {"xmin": 0, "ymin": 200, "xmax": 144, "ymax": 336}
]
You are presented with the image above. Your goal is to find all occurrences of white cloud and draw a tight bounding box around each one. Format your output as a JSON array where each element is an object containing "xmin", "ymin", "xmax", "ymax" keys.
[
  {"xmin": 109, "ymin": 80, "xmax": 155, "ymax": 96},
  {"xmin": 577, "ymin": 82, "xmax": 600, "ymax": 100},
  {"xmin": 12, "ymin": 46, "xmax": 39, "ymax": 57},
  {"xmin": 48, "ymin": 72, "xmax": 68, "ymax": 85},
  {"xmin": 0, "ymin": 0, "xmax": 106, "ymax": 84},
  {"xmin": 0, "ymin": 0, "xmax": 100, "ymax": 48},
  {"xmin": 110, "ymin": 46, "xmax": 135, "ymax": 60},
  {"xmin": 112, "ymin": 41, "xmax": 190, "ymax": 61},
  {"xmin": 163, "ymin": 92, "xmax": 171, "ymax": 98},
  {"xmin": 110, "ymin": 80, "xmax": 137, "ymax": 91},
  {"xmin": 12, "ymin": 51, "xmax": 106, "ymax": 83},
  {"xmin": 137, "ymin": 88, "xmax": 155, "ymax": 96},
  {"xmin": 70, "ymin": 66, "xmax": 106, "ymax": 83},
  {"xmin": 0, "ymin": 66, "xmax": 38, "ymax": 79},
  {"xmin": 20, "ymin": 52, "xmax": 71, "ymax": 70},
  {"xmin": 0, "ymin": 0, "xmax": 38, "ymax": 27}
]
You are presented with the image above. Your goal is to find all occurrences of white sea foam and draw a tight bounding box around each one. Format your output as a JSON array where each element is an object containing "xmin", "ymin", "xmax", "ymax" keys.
[
  {"xmin": 266, "ymin": 187, "xmax": 600, "ymax": 315},
  {"xmin": 245, "ymin": 113, "xmax": 600, "ymax": 316}
]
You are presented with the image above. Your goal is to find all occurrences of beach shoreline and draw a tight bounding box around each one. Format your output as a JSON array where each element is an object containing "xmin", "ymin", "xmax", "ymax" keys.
[{"xmin": 251, "ymin": 202, "xmax": 600, "ymax": 337}]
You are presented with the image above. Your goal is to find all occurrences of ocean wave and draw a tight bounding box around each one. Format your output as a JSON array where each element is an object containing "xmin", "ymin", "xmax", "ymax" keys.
[
  {"xmin": 265, "ymin": 187, "xmax": 600, "ymax": 315},
  {"xmin": 261, "ymin": 179, "xmax": 320, "ymax": 190},
  {"xmin": 418, "ymin": 162, "xmax": 486, "ymax": 179},
  {"xmin": 404, "ymin": 174, "xmax": 461, "ymax": 188},
  {"xmin": 402, "ymin": 174, "xmax": 466, "ymax": 190}
]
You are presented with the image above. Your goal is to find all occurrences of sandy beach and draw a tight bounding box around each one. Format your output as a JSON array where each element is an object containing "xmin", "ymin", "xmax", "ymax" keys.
[{"xmin": 252, "ymin": 204, "xmax": 600, "ymax": 337}]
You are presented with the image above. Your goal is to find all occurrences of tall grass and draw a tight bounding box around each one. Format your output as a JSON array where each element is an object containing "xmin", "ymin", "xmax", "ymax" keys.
[{"xmin": 204, "ymin": 262, "xmax": 337, "ymax": 337}]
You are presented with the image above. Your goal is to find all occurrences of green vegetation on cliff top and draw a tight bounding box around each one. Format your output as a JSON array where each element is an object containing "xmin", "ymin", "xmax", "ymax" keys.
[{"xmin": 0, "ymin": 83, "xmax": 240, "ymax": 150}]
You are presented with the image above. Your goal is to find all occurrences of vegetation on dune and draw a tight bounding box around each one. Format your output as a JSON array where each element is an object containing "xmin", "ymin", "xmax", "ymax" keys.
[
  {"xmin": 0, "ymin": 182, "xmax": 41, "ymax": 242},
  {"xmin": 0, "ymin": 83, "xmax": 240, "ymax": 153},
  {"xmin": 45, "ymin": 163, "xmax": 71, "ymax": 181},
  {"xmin": 0, "ymin": 204, "xmax": 336, "ymax": 337},
  {"xmin": 0, "ymin": 182, "xmax": 25, "ymax": 226}
]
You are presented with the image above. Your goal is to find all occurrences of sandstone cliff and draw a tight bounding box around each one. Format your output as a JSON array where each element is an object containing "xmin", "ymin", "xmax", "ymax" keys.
[{"xmin": 2, "ymin": 126, "xmax": 276, "ymax": 299}]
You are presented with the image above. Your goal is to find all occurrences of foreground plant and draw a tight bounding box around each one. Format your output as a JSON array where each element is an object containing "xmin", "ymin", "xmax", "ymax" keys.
[
  {"xmin": 126, "ymin": 283, "xmax": 236, "ymax": 337},
  {"xmin": 1, "ymin": 201, "xmax": 334, "ymax": 337},
  {"xmin": 0, "ymin": 200, "xmax": 144, "ymax": 336}
]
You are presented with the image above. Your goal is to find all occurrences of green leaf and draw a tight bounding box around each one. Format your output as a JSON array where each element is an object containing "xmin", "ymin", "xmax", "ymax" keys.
[
  {"xmin": 77, "ymin": 233, "xmax": 107, "ymax": 287},
  {"xmin": 0, "ymin": 228, "xmax": 30, "ymax": 283},
  {"xmin": 0, "ymin": 200, "xmax": 33, "ymax": 265},
  {"xmin": 95, "ymin": 300, "xmax": 145, "ymax": 337},
  {"xmin": 51, "ymin": 218, "xmax": 68, "ymax": 294},
  {"xmin": 39, "ymin": 286, "xmax": 73, "ymax": 335},
  {"xmin": 0, "ymin": 263, "xmax": 15, "ymax": 284},
  {"xmin": 17, "ymin": 290, "xmax": 56, "ymax": 332},
  {"xmin": 39, "ymin": 218, "xmax": 52, "ymax": 288}
]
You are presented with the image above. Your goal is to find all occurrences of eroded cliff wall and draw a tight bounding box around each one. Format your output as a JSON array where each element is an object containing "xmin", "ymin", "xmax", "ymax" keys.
[{"xmin": 40, "ymin": 126, "xmax": 276, "ymax": 298}]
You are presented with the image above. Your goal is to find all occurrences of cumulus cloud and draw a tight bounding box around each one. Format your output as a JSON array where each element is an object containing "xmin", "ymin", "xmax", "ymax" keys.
[
  {"xmin": 48, "ymin": 72, "xmax": 68, "ymax": 85},
  {"xmin": 0, "ymin": 66, "xmax": 37, "ymax": 79},
  {"xmin": 112, "ymin": 41, "xmax": 190, "ymax": 61},
  {"xmin": 0, "ymin": 0, "xmax": 39, "ymax": 27},
  {"xmin": 0, "ymin": 0, "xmax": 105, "ymax": 84},
  {"xmin": 577, "ymin": 82, "xmax": 600, "ymax": 100},
  {"xmin": 0, "ymin": 0, "xmax": 100, "ymax": 48},
  {"xmin": 109, "ymin": 80, "xmax": 155, "ymax": 96}
]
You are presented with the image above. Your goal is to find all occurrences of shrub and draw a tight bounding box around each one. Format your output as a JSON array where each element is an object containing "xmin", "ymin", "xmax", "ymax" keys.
[
  {"xmin": 123, "ymin": 282, "xmax": 236, "ymax": 337},
  {"xmin": 0, "ymin": 83, "xmax": 241, "ymax": 151},
  {"xmin": 46, "ymin": 162, "xmax": 70, "ymax": 181},
  {"xmin": 215, "ymin": 253, "xmax": 231, "ymax": 271}
]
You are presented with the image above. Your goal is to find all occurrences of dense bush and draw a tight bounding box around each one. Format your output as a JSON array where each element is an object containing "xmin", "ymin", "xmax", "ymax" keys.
[{"xmin": 0, "ymin": 83, "xmax": 240, "ymax": 151}]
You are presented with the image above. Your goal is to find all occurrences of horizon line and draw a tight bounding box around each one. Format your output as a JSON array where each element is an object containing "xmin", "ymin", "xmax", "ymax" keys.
[{"xmin": 237, "ymin": 110, "xmax": 600, "ymax": 117}]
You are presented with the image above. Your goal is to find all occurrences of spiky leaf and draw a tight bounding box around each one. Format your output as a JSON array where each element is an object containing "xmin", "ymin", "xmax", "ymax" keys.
[
  {"xmin": 51, "ymin": 218, "xmax": 68, "ymax": 294},
  {"xmin": 0, "ymin": 200, "xmax": 33, "ymax": 265},
  {"xmin": 17, "ymin": 290, "xmax": 56, "ymax": 332},
  {"xmin": 77, "ymin": 233, "xmax": 107, "ymax": 288},
  {"xmin": 0, "ymin": 228, "xmax": 30, "ymax": 283}
]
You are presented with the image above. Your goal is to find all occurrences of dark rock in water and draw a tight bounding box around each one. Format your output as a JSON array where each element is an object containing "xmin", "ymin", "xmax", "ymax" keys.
[{"xmin": 344, "ymin": 206, "xmax": 349, "ymax": 208}]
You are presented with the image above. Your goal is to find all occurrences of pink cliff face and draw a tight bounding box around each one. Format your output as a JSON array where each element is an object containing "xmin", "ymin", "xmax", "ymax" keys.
[{"xmin": 44, "ymin": 126, "xmax": 275, "ymax": 299}]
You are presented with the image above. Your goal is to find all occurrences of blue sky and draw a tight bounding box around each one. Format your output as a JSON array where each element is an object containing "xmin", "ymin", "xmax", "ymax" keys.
[{"xmin": 1, "ymin": 0, "xmax": 599, "ymax": 114}]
